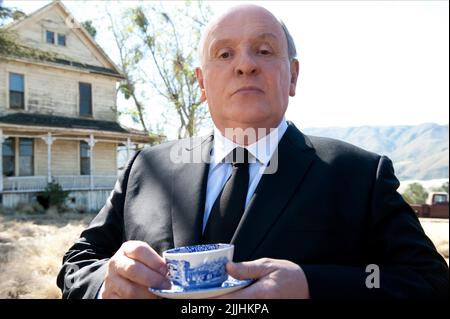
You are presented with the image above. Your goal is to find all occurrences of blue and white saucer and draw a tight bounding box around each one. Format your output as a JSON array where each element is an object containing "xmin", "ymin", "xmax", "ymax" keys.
[{"xmin": 149, "ymin": 276, "xmax": 253, "ymax": 299}]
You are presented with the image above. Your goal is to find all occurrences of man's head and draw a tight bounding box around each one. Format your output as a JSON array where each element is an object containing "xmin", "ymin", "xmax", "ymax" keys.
[{"xmin": 195, "ymin": 5, "xmax": 299, "ymax": 138}]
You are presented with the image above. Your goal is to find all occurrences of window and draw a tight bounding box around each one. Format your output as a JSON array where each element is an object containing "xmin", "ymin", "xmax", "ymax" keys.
[
  {"xmin": 2, "ymin": 138, "xmax": 33, "ymax": 177},
  {"xmin": 79, "ymin": 82, "xmax": 92, "ymax": 116},
  {"xmin": 80, "ymin": 141, "xmax": 90, "ymax": 175},
  {"xmin": 57, "ymin": 34, "xmax": 66, "ymax": 46},
  {"xmin": 19, "ymin": 138, "xmax": 33, "ymax": 176},
  {"xmin": 434, "ymin": 194, "xmax": 447, "ymax": 203},
  {"xmin": 46, "ymin": 30, "xmax": 55, "ymax": 44},
  {"xmin": 9, "ymin": 72, "xmax": 25, "ymax": 109},
  {"xmin": 2, "ymin": 138, "xmax": 15, "ymax": 177}
]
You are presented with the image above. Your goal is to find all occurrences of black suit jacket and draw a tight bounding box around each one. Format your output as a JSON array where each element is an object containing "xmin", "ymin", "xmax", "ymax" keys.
[{"xmin": 57, "ymin": 123, "xmax": 449, "ymax": 299}]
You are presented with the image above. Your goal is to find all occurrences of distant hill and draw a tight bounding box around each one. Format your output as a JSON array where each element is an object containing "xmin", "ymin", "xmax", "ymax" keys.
[{"xmin": 302, "ymin": 123, "xmax": 449, "ymax": 181}]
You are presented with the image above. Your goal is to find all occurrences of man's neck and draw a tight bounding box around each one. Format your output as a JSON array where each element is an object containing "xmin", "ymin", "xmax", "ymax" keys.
[{"xmin": 215, "ymin": 118, "xmax": 287, "ymax": 146}]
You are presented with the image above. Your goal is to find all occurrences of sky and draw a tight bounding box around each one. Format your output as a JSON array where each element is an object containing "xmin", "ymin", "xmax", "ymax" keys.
[{"xmin": 3, "ymin": 0, "xmax": 449, "ymax": 134}]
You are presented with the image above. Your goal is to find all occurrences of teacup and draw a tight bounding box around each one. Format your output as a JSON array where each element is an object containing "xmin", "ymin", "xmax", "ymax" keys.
[{"xmin": 163, "ymin": 243, "xmax": 234, "ymax": 290}]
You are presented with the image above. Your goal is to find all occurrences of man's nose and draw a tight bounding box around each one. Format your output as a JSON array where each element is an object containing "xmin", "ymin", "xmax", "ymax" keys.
[{"xmin": 234, "ymin": 52, "xmax": 259, "ymax": 76}]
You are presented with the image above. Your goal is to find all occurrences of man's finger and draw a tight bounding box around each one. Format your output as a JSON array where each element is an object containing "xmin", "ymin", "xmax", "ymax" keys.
[
  {"xmin": 226, "ymin": 259, "xmax": 271, "ymax": 280},
  {"xmin": 115, "ymin": 256, "xmax": 171, "ymax": 289},
  {"xmin": 214, "ymin": 281, "xmax": 260, "ymax": 299},
  {"xmin": 110, "ymin": 273, "xmax": 159, "ymax": 299},
  {"xmin": 122, "ymin": 241, "xmax": 167, "ymax": 275}
]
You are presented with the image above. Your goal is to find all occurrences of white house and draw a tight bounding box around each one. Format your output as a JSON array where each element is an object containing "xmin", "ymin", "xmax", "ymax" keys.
[{"xmin": 0, "ymin": 1, "xmax": 158, "ymax": 210}]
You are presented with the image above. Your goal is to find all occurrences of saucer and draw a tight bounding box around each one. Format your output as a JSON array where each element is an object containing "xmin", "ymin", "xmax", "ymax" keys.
[{"xmin": 149, "ymin": 276, "xmax": 253, "ymax": 299}]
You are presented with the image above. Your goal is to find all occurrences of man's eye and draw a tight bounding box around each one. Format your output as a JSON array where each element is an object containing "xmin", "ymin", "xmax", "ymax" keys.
[
  {"xmin": 259, "ymin": 49, "xmax": 271, "ymax": 55},
  {"xmin": 219, "ymin": 52, "xmax": 231, "ymax": 59}
]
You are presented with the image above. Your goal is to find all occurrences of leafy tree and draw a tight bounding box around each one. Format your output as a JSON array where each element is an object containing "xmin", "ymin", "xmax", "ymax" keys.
[
  {"xmin": 431, "ymin": 181, "xmax": 449, "ymax": 194},
  {"xmin": 0, "ymin": 4, "xmax": 54, "ymax": 59},
  {"xmin": 106, "ymin": 9, "xmax": 150, "ymax": 133},
  {"xmin": 81, "ymin": 20, "xmax": 97, "ymax": 38},
  {"xmin": 442, "ymin": 181, "xmax": 449, "ymax": 194},
  {"xmin": 107, "ymin": 1, "xmax": 213, "ymax": 138},
  {"xmin": 402, "ymin": 182, "xmax": 429, "ymax": 205}
]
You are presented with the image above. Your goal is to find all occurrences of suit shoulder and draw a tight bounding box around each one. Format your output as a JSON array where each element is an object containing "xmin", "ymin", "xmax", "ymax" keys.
[
  {"xmin": 139, "ymin": 135, "xmax": 206, "ymax": 155},
  {"xmin": 306, "ymin": 134, "xmax": 380, "ymax": 163}
]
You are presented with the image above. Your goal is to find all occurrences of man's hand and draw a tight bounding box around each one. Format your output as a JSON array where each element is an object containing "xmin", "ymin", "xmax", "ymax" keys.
[
  {"xmin": 216, "ymin": 258, "xmax": 310, "ymax": 299},
  {"xmin": 101, "ymin": 240, "xmax": 171, "ymax": 299}
]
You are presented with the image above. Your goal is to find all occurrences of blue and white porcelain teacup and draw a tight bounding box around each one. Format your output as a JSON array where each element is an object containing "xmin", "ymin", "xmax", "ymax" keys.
[{"xmin": 163, "ymin": 243, "xmax": 234, "ymax": 290}]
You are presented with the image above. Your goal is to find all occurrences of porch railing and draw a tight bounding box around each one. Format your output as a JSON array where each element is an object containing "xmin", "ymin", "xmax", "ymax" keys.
[{"xmin": 3, "ymin": 175, "xmax": 117, "ymax": 192}]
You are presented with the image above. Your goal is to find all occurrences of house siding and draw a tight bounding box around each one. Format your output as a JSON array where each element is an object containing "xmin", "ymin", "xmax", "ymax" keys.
[
  {"xmin": 0, "ymin": 60, "xmax": 117, "ymax": 121},
  {"xmin": 35, "ymin": 139, "xmax": 117, "ymax": 176},
  {"xmin": 12, "ymin": 5, "xmax": 105, "ymax": 67},
  {"xmin": 93, "ymin": 142, "xmax": 117, "ymax": 175}
]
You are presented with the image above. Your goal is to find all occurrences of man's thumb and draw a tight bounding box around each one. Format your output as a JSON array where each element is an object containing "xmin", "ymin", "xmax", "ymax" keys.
[{"xmin": 226, "ymin": 260, "xmax": 266, "ymax": 280}]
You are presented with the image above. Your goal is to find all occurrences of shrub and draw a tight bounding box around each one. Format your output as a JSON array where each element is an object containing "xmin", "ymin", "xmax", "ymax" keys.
[{"xmin": 41, "ymin": 181, "xmax": 70, "ymax": 210}]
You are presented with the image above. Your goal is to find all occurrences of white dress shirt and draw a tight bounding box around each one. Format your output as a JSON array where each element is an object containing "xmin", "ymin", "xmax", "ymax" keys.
[{"xmin": 202, "ymin": 118, "xmax": 288, "ymax": 232}]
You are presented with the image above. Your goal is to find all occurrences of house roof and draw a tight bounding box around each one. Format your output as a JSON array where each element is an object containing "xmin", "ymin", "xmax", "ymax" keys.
[
  {"xmin": 50, "ymin": 57, "xmax": 122, "ymax": 77},
  {"xmin": 0, "ymin": 112, "xmax": 147, "ymax": 136},
  {"xmin": 3, "ymin": 0, "xmax": 124, "ymax": 79}
]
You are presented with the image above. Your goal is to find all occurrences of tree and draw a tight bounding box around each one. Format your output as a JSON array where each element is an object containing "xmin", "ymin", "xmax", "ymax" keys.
[
  {"xmin": 442, "ymin": 181, "xmax": 449, "ymax": 194},
  {"xmin": 402, "ymin": 182, "xmax": 429, "ymax": 205},
  {"xmin": 0, "ymin": 4, "xmax": 54, "ymax": 60},
  {"xmin": 431, "ymin": 181, "xmax": 449, "ymax": 194},
  {"xmin": 106, "ymin": 9, "xmax": 150, "ymax": 133},
  {"xmin": 107, "ymin": 1, "xmax": 213, "ymax": 138},
  {"xmin": 81, "ymin": 20, "xmax": 97, "ymax": 38}
]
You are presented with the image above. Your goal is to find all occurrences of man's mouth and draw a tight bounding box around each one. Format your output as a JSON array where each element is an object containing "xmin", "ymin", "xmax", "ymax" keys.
[{"xmin": 233, "ymin": 86, "xmax": 264, "ymax": 95}]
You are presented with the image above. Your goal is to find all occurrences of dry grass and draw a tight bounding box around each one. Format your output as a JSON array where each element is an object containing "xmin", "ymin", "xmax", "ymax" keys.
[
  {"xmin": 0, "ymin": 213, "xmax": 448, "ymax": 299},
  {"xmin": 0, "ymin": 213, "xmax": 92, "ymax": 299},
  {"xmin": 419, "ymin": 218, "xmax": 449, "ymax": 265}
]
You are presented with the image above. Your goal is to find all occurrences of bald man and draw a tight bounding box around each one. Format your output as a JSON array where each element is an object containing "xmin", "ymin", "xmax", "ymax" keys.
[{"xmin": 57, "ymin": 5, "xmax": 449, "ymax": 299}]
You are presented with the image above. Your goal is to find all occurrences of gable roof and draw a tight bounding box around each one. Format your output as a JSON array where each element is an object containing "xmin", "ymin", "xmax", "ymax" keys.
[{"xmin": 4, "ymin": 0, "xmax": 124, "ymax": 79}]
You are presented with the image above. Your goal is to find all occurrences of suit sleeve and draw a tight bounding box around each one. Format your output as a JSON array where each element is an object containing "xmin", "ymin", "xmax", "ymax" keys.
[
  {"xmin": 56, "ymin": 151, "xmax": 141, "ymax": 299},
  {"xmin": 301, "ymin": 156, "xmax": 449, "ymax": 299}
]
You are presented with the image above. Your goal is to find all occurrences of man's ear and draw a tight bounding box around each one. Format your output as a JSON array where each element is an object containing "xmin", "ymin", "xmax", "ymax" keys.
[
  {"xmin": 195, "ymin": 67, "xmax": 207, "ymax": 102},
  {"xmin": 289, "ymin": 59, "xmax": 300, "ymax": 97}
]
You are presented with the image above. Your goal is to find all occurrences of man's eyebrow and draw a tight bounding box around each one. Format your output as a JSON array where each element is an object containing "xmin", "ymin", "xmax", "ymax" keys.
[
  {"xmin": 255, "ymin": 32, "xmax": 279, "ymax": 41},
  {"xmin": 209, "ymin": 38, "xmax": 235, "ymax": 50},
  {"xmin": 209, "ymin": 33, "xmax": 280, "ymax": 50}
]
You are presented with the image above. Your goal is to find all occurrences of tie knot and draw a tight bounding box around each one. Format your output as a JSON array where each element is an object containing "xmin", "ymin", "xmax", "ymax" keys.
[{"xmin": 229, "ymin": 147, "xmax": 249, "ymax": 167}]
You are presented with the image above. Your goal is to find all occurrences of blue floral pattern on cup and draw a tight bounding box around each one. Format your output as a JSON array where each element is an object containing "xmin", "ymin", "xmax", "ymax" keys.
[
  {"xmin": 165, "ymin": 244, "xmax": 229, "ymax": 254},
  {"xmin": 167, "ymin": 256, "xmax": 228, "ymax": 289}
]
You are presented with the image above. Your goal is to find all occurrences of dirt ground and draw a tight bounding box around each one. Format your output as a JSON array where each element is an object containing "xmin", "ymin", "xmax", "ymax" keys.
[{"xmin": 0, "ymin": 214, "xmax": 448, "ymax": 299}]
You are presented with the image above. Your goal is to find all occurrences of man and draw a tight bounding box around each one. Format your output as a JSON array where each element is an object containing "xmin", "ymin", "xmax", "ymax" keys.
[{"xmin": 57, "ymin": 5, "xmax": 449, "ymax": 299}]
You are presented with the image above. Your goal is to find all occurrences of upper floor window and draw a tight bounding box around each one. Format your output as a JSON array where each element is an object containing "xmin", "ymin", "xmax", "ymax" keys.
[
  {"xmin": 46, "ymin": 30, "xmax": 55, "ymax": 44},
  {"xmin": 46, "ymin": 30, "xmax": 66, "ymax": 46},
  {"xmin": 80, "ymin": 141, "xmax": 90, "ymax": 175},
  {"xmin": 57, "ymin": 34, "xmax": 66, "ymax": 46},
  {"xmin": 79, "ymin": 82, "xmax": 92, "ymax": 116},
  {"xmin": 9, "ymin": 72, "xmax": 25, "ymax": 109}
]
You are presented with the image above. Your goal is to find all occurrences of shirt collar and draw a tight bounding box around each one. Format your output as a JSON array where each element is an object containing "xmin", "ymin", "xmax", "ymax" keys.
[{"xmin": 211, "ymin": 118, "xmax": 288, "ymax": 167}]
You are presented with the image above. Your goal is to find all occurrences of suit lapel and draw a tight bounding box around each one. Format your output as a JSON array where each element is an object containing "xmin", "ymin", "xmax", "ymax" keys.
[
  {"xmin": 232, "ymin": 124, "xmax": 316, "ymax": 262},
  {"xmin": 171, "ymin": 134, "xmax": 213, "ymax": 248}
]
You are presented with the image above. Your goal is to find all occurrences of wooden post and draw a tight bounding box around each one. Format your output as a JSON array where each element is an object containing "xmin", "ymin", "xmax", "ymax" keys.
[
  {"xmin": 42, "ymin": 132, "xmax": 54, "ymax": 183},
  {"xmin": 88, "ymin": 134, "xmax": 96, "ymax": 190},
  {"xmin": 126, "ymin": 137, "xmax": 132, "ymax": 162}
]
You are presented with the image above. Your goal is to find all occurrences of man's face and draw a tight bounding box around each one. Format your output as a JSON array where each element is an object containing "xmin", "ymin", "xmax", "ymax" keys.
[{"xmin": 196, "ymin": 6, "xmax": 299, "ymax": 133}]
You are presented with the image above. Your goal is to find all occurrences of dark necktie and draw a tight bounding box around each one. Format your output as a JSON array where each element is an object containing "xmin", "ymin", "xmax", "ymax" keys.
[{"xmin": 202, "ymin": 147, "xmax": 250, "ymax": 244}]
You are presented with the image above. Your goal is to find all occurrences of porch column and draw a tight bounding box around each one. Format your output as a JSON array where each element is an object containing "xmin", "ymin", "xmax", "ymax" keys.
[
  {"xmin": 88, "ymin": 134, "xmax": 96, "ymax": 190},
  {"xmin": 42, "ymin": 132, "xmax": 55, "ymax": 183},
  {"xmin": 126, "ymin": 137, "xmax": 133, "ymax": 162},
  {"xmin": 0, "ymin": 129, "xmax": 4, "ymax": 199}
]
